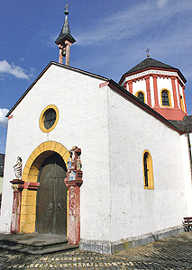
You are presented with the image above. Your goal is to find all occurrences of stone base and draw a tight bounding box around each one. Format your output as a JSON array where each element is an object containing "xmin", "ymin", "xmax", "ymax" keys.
[
  {"xmin": 80, "ymin": 225, "xmax": 184, "ymax": 254},
  {"xmin": 0, "ymin": 233, "xmax": 79, "ymax": 255}
]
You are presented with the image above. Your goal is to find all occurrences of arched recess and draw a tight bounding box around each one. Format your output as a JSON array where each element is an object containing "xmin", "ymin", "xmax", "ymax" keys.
[{"xmin": 20, "ymin": 141, "xmax": 70, "ymax": 233}]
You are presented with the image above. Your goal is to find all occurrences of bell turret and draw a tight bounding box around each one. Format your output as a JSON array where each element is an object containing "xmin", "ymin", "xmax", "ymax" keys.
[{"xmin": 55, "ymin": 4, "xmax": 76, "ymax": 65}]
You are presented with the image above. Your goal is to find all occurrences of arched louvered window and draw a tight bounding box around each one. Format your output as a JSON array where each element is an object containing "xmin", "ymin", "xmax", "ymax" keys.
[
  {"xmin": 143, "ymin": 151, "xmax": 154, "ymax": 189},
  {"xmin": 136, "ymin": 91, "xmax": 145, "ymax": 103},
  {"xmin": 161, "ymin": 90, "xmax": 170, "ymax": 106}
]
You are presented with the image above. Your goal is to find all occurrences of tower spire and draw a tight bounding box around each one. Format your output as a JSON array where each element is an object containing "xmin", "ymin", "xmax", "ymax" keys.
[
  {"xmin": 55, "ymin": 3, "xmax": 76, "ymax": 65},
  {"xmin": 63, "ymin": 4, "xmax": 70, "ymax": 35}
]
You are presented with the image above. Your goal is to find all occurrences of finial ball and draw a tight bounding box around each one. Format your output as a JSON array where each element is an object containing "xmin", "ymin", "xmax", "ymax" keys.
[{"xmin": 65, "ymin": 3, "xmax": 69, "ymax": 15}]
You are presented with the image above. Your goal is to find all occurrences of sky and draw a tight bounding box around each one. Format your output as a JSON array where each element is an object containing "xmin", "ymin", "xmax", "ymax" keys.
[{"xmin": 0, "ymin": 0, "xmax": 192, "ymax": 153}]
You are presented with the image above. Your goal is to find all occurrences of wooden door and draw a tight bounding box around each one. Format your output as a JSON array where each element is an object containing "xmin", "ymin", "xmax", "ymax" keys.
[{"xmin": 36, "ymin": 153, "xmax": 67, "ymax": 235}]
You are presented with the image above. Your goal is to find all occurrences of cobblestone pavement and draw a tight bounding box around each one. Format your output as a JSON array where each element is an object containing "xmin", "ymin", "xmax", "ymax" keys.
[{"xmin": 1, "ymin": 232, "xmax": 192, "ymax": 269}]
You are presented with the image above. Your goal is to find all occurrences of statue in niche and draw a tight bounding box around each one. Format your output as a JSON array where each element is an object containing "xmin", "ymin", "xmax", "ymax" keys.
[{"xmin": 13, "ymin": 157, "xmax": 22, "ymax": 179}]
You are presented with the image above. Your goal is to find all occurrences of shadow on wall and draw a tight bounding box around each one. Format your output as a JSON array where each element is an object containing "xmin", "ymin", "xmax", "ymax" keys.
[{"xmin": 0, "ymin": 153, "xmax": 5, "ymax": 209}]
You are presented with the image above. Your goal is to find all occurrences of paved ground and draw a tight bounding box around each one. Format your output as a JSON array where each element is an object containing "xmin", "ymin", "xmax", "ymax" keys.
[{"xmin": 1, "ymin": 232, "xmax": 192, "ymax": 269}]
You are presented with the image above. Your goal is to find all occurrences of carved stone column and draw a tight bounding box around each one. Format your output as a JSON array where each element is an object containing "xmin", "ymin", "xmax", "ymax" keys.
[
  {"xmin": 64, "ymin": 146, "xmax": 83, "ymax": 245},
  {"xmin": 10, "ymin": 180, "xmax": 40, "ymax": 234},
  {"xmin": 10, "ymin": 179, "xmax": 24, "ymax": 233},
  {"xmin": 65, "ymin": 179, "xmax": 83, "ymax": 245}
]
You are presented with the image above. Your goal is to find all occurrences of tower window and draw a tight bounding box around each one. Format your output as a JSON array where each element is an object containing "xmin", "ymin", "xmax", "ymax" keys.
[
  {"xmin": 143, "ymin": 151, "xmax": 154, "ymax": 189},
  {"xmin": 161, "ymin": 90, "xmax": 170, "ymax": 106},
  {"xmin": 136, "ymin": 91, "xmax": 145, "ymax": 103},
  {"xmin": 180, "ymin": 95, "xmax": 185, "ymax": 112}
]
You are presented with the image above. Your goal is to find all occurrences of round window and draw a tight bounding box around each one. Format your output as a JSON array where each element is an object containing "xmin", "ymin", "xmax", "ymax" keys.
[
  {"xmin": 39, "ymin": 105, "xmax": 59, "ymax": 133},
  {"xmin": 44, "ymin": 108, "xmax": 56, "ymax": 130}
]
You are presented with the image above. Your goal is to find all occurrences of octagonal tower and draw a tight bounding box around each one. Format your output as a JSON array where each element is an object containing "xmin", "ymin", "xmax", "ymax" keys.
[{"xmin": 119, "ymin": 57, "xmax": 187, "ymax": 120}]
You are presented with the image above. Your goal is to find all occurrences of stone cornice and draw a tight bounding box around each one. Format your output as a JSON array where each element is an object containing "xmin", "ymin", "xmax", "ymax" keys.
[{"xmin": 121, "ymin": 69, "xmax": 185, "ymax": 87}]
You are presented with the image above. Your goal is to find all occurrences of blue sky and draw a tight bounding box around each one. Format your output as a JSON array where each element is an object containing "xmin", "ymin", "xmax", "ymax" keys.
[{"xmin": 0, "ymin": 0, "xmax": 192, "ymax": 153}]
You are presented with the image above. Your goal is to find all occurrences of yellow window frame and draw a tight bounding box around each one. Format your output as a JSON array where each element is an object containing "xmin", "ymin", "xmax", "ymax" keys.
[
  {"xmin": 143, "ymin": 150, "xmax": 154, "ymax": 190},
  {"xmin": 39, "ymin": 104, "xmax": 59, "ymax": 133},
  {"xmin": 135, "ymin": 91, "xmax": 145, "ymax": 103},
  {"xmin": 160, "ymin": 89, "xmax": 172, "ymax": 107}
]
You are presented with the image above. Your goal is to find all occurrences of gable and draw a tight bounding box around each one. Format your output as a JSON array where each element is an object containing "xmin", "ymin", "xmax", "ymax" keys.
[
  {"xmin": 7, "ymin": 62, "xmax": 108, "ymax": 117},
  {"xmin": 6, "ymin": 62, "xmax": 184, "ymax": 135}
]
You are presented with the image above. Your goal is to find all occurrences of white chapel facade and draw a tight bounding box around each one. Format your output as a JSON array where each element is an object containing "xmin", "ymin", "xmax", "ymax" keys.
[{"xmin": 0, "ymin": 6, "xmax": 192, "ymax": 254}]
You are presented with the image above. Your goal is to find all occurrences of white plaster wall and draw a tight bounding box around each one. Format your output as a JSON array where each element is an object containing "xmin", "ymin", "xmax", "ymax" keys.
[
  {"xmin": 132, "ymin": 80, "xmax": 147, "ymax": 102},
  {"xmin": 108, "ymin": 89, "xmax": 192, "ymax": 241},
  {"xmin": 180, "ymin": 134, "xmax": 192, "ymax": 217},
  {"xmin": 150, "ymin": 76, "xmax": 155, "ymax": 107},
  {"xmin": 176, "ymin": 80, "xmax": 181, "ymax": 110},
  {"xmin": 178, "ymin": 84, "xmax": 183, "ymax": 97},
  {"xmin": 0, "ymin": 64, "xmax": 111, "ymax": 241}
]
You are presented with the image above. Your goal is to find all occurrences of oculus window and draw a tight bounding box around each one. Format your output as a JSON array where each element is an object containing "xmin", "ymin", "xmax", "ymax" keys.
[
  {"xmin": 44, "ymin": 109, "xmax": 56, "ymax": 130},
  {"xmin": 39, "ymin": 105, "xmax": 59, "ymax": 133}
]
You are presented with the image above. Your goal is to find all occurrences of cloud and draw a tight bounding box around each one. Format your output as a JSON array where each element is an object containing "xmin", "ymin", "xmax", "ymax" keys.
[
  {"xmin": 157, "ymin": 0, "xmax": 168, "ymax": 8},
  {"xmin": 76, "ymin": 1, "xmax": 192, "ymax": 46},
  {"xmin": 0, "ymin": 108, "xmax": 9, "ymax": 127},
  {"xmin": 0, "ymin": 60, "xmax": 29, "ymax": 79}
]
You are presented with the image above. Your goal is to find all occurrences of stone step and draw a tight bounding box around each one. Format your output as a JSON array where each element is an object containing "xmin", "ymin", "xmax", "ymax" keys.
[
  {"xmin": 0, "ymin": 242, "xmax": 79, "ymax": 255},
  {"xmin": 0, "ymin": 233, "xmax": 79, "ymax": 255}
]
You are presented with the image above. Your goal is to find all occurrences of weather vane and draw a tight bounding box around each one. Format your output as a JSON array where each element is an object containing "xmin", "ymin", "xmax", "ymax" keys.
[{"xmin": 146, "ymin": 48, "xmax": 150, "ymax": 58}]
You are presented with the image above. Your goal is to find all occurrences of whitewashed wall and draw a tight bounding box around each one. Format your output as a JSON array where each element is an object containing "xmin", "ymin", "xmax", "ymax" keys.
[
  {"xmin": 0, "ymin": 64, "xmax": 111, "ymax": 241},
  {"xmin": 108, "ymin": 88, "xmax": 192, "ymax": 241},
  {"xmin": 150, "ymin": 76, "xmax": 155, "ymax": 107}
]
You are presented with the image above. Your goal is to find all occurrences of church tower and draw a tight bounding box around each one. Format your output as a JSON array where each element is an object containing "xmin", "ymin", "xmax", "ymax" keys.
[
  {"xmin": 55, "ymin": 4, "xmax": 76, "ymax": 65},
  {"xmin": 119, "ymin": 55, "xmax": 187, "ymax": 121}
]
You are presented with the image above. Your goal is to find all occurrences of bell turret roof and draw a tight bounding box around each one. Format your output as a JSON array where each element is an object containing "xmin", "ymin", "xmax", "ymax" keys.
[{"xmin": 55, "ymin": 4, "xmax": 76, "ymax": 46}]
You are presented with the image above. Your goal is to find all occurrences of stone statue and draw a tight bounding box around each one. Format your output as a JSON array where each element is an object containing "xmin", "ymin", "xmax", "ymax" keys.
[
  {"xmin": 13, "ymin": 157, "xmax": 22, "ymax": 179},
  {"xmin": 65, "ymin": 146, "xmax": 82, "ymax": 182}
]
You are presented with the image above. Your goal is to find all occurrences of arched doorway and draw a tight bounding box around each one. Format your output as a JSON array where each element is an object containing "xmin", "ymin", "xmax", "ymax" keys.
[
  {"xmin": 36, "ymin": 153, "xmax": 67, "ymax": 235},
  {"xmin": 20, "ymin": 141, "xmax": 70, "ymax": 234}
]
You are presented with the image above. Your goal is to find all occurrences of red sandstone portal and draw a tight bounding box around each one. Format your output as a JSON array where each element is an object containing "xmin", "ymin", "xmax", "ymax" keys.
[
  {"xmin": 64, "ymin": 146, "xmax": 83, "ymax": 245},
  {"xmin": 10, "ymin": 146, "xmax": 83, "ymax": 246}
]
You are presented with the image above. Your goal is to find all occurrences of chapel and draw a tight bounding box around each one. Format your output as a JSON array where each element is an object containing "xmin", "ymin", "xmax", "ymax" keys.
[{"xmin": 0, "ymin": 5, "xmax": 192, "ymax": 254}]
